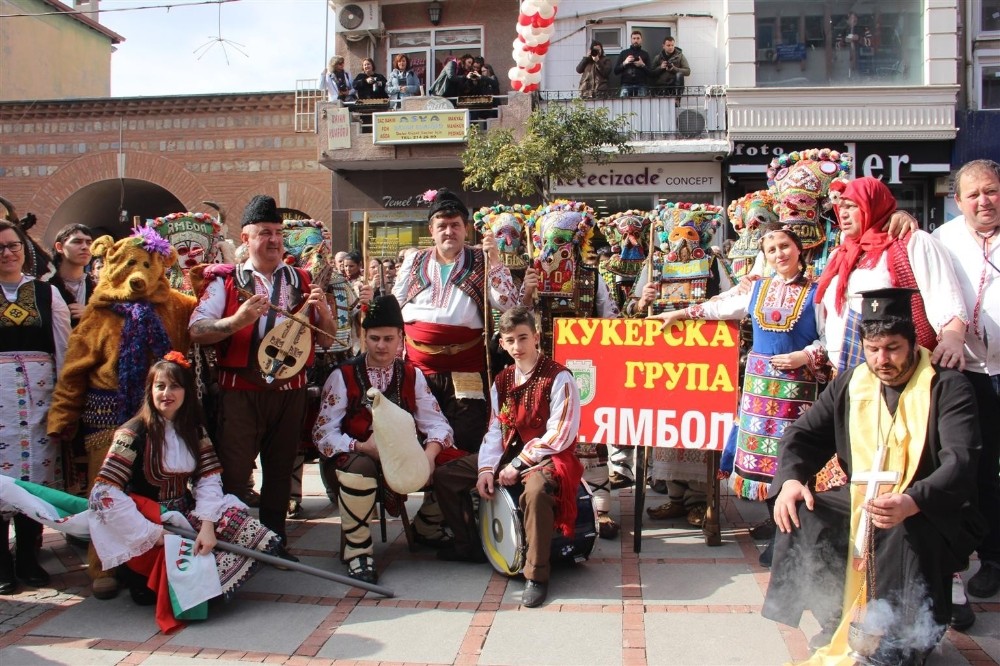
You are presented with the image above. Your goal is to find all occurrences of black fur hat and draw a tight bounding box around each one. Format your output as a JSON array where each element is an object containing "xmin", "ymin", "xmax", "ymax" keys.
[
  {"xmin": 363, "ymin": 295, "xmax": 405, "ymax": 330},
  {"xmin": 241, "ymin": 195, "xmax": 282, "ymax": 227},
  {"xmin": 426, "ymin": 188, "xmax": 470, "ymax": 222}
]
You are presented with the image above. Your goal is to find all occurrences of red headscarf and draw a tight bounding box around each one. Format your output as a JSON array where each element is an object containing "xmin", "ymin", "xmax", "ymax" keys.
[{"xmin": 815, "ymin": 177, "xmax": 898, "ymax": 314}]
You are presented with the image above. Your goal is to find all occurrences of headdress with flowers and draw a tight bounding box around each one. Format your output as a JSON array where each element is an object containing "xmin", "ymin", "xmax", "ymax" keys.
[
  {"xmin": 162, "ymin": 350, "xmax": 191, "ymax": 369},
  {"xmin": 130, "ymin": 226, "xmax": 173, "ymax": 258}
]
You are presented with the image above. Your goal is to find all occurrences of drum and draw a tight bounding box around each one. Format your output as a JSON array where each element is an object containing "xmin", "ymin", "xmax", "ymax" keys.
[{"xmin": 478, "ymin": 481, "xmax": 598, "ymax": 577}]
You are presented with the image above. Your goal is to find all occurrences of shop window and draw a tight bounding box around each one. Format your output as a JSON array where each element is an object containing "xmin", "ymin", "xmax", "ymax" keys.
[
  {"xmin": 387, "ymin": 27, "xmax": 484, "ymax": 96},
  {"xmin": 754, "ymin": 0, "xmax": 923, "ymax": 87},
  {"xmin": 979, "ymin": 0, "xmax": 1000, "ymax": 38}
]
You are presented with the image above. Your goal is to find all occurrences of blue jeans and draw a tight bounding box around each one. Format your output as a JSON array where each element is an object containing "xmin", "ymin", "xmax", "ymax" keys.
[{"xmin": 620, "ymin": 85, "xmax": 647, "ymax": 97}]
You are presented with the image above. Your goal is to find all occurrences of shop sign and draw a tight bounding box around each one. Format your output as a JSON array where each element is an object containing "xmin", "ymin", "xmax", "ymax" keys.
[
  {"xmin": 550, "ymin": 162, "xmax": 721, "ymax": 194},
  {"xmin": 729, "ymin": 141, "xmax": 952, "ymax": 185},
  {"xmin": 373, "ymin": 110, "xmax": 469, "ymax": 145},
  {"xmin": 552, "ymin": 317, "xmax": 738, "ymax": 449},
  {"xmin": 326, "ymin": 107, "xmax": 351, "ymax": 150}
]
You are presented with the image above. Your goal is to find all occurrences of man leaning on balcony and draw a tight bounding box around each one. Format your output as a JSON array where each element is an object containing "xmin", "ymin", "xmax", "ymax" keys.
[{"xmin": 614, "ymin": 30, "xmax": 651, "ymax": 97}]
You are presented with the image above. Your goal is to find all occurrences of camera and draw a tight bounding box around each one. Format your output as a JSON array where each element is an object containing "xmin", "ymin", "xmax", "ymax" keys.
[{"xmin": 591, "ymin": 47, "xmax": 601, "ymax": 57}]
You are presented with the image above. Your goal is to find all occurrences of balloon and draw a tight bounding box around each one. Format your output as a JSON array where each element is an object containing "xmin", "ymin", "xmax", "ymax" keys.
[
  {"xmin": 525, "ymin": 63, "xmax": 541, "ymax": 74},
  {"xmin": 522, "ymin": 82, "xmax": 539, "ymax": 92},
  {"xmin": 513, "ymin": 49, "xmax": 533, "ymax": 68},
  {"xmin": 531, "ymin": 14, "xmax": 555, "ymax": 28},
  {"xmin": 508, "ymin": 66, "xmax": 523, "ymax": 82}
]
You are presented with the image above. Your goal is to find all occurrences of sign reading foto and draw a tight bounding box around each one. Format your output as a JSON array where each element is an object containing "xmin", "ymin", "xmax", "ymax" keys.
[
  {"xmin": 373, "ymin": 110, "xmax": 469, "ymax": 145},
  {"xmin": 552, "ymin": 318, "xmax": 738, "ymax": 450}
]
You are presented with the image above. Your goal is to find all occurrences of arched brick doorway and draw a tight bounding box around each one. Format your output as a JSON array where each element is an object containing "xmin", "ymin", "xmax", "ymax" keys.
[{"xmin": 44, "ymin": 178, "xmax": 187, "ymax": 245}]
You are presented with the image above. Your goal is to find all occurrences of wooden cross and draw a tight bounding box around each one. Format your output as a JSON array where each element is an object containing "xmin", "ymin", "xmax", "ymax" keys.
[{"xmin": 850, "ymin": 445, "xmax": 900, "ymax": 557}]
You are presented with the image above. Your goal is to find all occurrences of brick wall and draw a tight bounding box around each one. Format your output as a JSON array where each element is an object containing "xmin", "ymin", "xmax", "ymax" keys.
[{"xmin": 0, "ymin": 93, "xmax": 333, "ymax": 245}]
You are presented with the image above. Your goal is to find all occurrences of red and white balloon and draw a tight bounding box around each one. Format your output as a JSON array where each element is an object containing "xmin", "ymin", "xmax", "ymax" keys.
[{"xmin": 509, "ymin": 0, "xmax": 559, "ymax": 93}]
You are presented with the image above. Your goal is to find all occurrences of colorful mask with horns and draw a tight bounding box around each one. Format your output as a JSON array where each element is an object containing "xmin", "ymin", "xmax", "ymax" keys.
[
  {"xmin": 528, "ymin": 200, "xmax": 595, "ymax": 296},
  {"xmin": 473, "ymin": 204, "xmax": 532, "ymax": 269},
  {"xmin": 649, "ymin": 202, "xmax": 724, "ymax": 314},
  {"xmin": 726, "ymin": 191, "xmax": 778, "ymax": 280},
  {"xmin": 596, "ymin": 209, "xmax": 650, "ymax": 278},
  {"xmin": 767, "ymin": 148, "xmax": 852, "ymax": 251},
  {"xmin": 148, "ymin": 211, "xmax": 226, "ymax": 293}
]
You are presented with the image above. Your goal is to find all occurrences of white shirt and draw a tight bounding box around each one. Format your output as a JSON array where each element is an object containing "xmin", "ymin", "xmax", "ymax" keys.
[
  {"xmin": 189, "ymin": 261, "xmax": 308, "ymax": 338},
  {"xmin": 392, "ymin": 249, "xmax": 518, "ymax": 329},
  {"xmin": 312, "ymin": 359, "xmax": 454, "ymax": 456},
  {"xmin": 477, "ymin": 367, "xmax": 580, "ymax": 473},
  {"xmin": 933, "ymin": 216, "xmax": 1000, "ymax": 375},
  {"xmin": 821, "ymin": 231, "xmax": 967, "ymax": 369}
]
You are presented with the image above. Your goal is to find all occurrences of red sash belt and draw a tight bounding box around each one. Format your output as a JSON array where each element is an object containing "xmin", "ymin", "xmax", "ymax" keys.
[{"xmin": 404, "ymin": 321, "xmax": 485, "ymax": 374}]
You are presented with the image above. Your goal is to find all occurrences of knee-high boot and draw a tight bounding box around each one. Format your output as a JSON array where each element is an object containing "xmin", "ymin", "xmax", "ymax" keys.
[{"xmin": 13, "ymin": 514, "xmax": 49, "ymax": 587}]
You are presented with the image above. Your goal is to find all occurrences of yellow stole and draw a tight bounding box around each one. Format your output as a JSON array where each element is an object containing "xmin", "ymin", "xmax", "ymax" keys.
[{"xmin": 801, "ymin": 348, "xmax": 933, "ymax": 666}]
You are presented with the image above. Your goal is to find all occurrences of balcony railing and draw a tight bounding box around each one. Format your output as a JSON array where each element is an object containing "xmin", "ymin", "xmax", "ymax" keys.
[
  {"xmin": 538, "ymin": 85, "xmax": 727, "ymax": 140},
  {"xmin": 336, "ymin": 95, "xmax": 511, "ymax": 135}
]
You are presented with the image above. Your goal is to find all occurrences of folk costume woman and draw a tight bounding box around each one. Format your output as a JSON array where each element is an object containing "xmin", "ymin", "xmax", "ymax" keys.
[
  {"xmin": 815, "ymin": 177, "xmax": 968, "ymax": 373},
  {"xmin": 650, "ymin": 227, "xmax": 829, "ymax": 498},
  {"xmin": 88, "ymin": 355, "xmax": 281, "ymax": 614},
  {"xmin": 0, "ymin": 220, "xmax": 71, "ymax": 594}
]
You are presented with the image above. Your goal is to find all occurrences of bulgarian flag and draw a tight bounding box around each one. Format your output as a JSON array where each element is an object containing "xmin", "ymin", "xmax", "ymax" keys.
[
  {"xmin": 0, "ymin": 476, "xmax": 221, "ymax": 634},
  {"xmin": 0, "ymin": 477, "xmax": 91, "ymax": 539}
]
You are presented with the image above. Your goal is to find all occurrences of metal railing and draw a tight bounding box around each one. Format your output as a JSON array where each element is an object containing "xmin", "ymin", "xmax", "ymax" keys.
[
  {"xmin": 347, "ymin": 94, "xmax": 511, "ymax": 134},
  {"xmin": 294, "ymin": 79, "xmax": 325, "ymax": 133},
  {"xmin": 538, "ymin": 85, "xmax": 727, "ymax": 140}
]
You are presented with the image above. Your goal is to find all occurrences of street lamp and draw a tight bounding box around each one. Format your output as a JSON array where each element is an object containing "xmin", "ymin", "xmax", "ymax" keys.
[{"xmin": 428, "ymin": 1, "xmax": 442, "ymax": 26}]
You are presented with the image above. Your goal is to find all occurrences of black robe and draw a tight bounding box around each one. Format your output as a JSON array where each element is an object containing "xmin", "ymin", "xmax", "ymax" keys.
[{"xmin": 762, "ymin": 361, "xmax": 985, "ymax": 648}]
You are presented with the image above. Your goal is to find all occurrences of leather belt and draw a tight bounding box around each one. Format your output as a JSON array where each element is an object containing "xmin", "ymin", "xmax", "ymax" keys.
[{"xmin": 407, "ymin": 336, "xmax": 482, "ymax": 355}]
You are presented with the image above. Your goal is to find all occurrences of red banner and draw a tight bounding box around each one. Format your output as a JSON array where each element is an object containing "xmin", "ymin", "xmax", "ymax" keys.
[{"xmin": 552, "ymin": 317, "xmax": 739, "ymax": 450}]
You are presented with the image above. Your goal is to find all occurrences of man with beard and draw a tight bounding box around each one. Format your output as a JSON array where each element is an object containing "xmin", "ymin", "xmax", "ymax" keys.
[{"xmin": 762, "ymin": 288, "xmax": 984, "ymax": 665}]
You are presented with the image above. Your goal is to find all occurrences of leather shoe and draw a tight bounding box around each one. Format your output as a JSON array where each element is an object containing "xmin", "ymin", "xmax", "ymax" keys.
[
  {"xmin": 287, "ymin": 499, "xmax": 303, "ymax": 519},
  {"xmin": 686, "ymin": 503, "xmax": 708, "ymax": 526},
  {"xmin": 950, "ymin": 601, "xmax": 975, "ymax": 632},
  {"xmin": 758, "ymin": 539, "xmax": 774, "ymax": 568},
  {"xmin": 240, "ymin": 489, "xmax": 261, "ymax": 508},
  {"xmin": 967, "ymin": 562, "xmax": 1000, "ymax": 598},
  {"xmin": 522, "ymin": 579, "xmax": 548, "ymax": 608},
  {"xmin": 91, "ymin": 576, "xmax": 119, "ymax": 600},
  {"xmin": 436, "ymin": 546, "xmax": 486, "ymax": 563},
  {"xmin": 15, "ymin": 560, "xmax": 50, "ymax": 588},
  {"xmin": 749, "ymin": 518, "xmax": 776, "ymax": 541},
  {"xmin": 270, "ymin": 543, "xmax": 300, "ymax": 570},
  {"xmin": 608, "ymin": 472, "xmax": 634, "ymax": 490},
  {"xmin": 646, "ymin": 501, "xmax": 687, "ymax": 520}
]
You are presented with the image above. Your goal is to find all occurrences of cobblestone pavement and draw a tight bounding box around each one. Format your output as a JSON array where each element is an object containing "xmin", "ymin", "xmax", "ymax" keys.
[{"xmin": 1, "ymin": 464, "xmax": 997, "ymax": 666}]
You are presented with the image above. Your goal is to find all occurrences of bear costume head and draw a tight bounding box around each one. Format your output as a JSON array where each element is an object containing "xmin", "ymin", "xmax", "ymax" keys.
[{"xmin": 89, "ymin": 227, "xmax": 179, "ymax": 307}]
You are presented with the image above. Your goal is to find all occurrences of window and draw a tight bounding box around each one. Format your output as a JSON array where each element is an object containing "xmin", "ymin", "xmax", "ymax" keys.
[
  {"xmin": 978, "ymin": 53, "xmax": 1000, "ymax": 110},
  {"xmin": 387, "ymin": 27, "xmax": 484, "ymax": 94},
  {"xmin": 589, "ymin": 27, "xmax": 622, "ymax": 52},
  {"xmin": 979, "ymin": 0, "xmax": 1000, "ymax": 38},
  {"xmin": 754, "ymin": 0, "xmax": 923, "ymax": 87}
]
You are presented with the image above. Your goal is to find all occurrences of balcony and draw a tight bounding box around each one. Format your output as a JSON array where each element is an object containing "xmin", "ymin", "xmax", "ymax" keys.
[
  {"xmin": 537, "ymin": 86, "xmax": 728, "ymax": 142},
  {"xmin": 317, "ymin": 93, "xmax": 532, "ymax": 172},
  {"xmin": 316, "ymin": 85, "xmax": 729, "ymax": 172}
]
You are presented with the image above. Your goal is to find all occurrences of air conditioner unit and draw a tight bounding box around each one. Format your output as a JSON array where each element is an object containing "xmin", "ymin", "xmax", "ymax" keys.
[
  {"xmin": 677, "ymin": 109, "xmax": 707, "ymax": 138},
  {"xmin": 756, "ymin": 48, "xmax": 775, "ymax": 63},
  {"xmin": 333, "ymin": 1, "xmax": 380, "ymax": 34}
]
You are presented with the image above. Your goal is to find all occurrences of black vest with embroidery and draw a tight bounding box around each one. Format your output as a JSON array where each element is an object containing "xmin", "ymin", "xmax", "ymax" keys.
[
  {"xmin": 538, "ymin": 265, "xmax": 598, "ymax": 357},
  {"xmin": 0, "ymin": 281, "xmax": 55, "ymax": 354}
]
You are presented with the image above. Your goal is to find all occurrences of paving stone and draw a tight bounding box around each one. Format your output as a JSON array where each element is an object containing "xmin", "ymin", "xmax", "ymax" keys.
[
  {"xmin": 317, "ymin": 606, "xmax": 472, "ymax": 663},
  {"xmin": 28, "ymin": 595, "xmax": 160, "ymax": 642},
  {"xmin": 480, "ymin": 610, "xmax": 622, "ymax": 666},
  {"xmin": 370, "ymin": 559, "xmax": 491, "ymax": 602},
  {"xmin": 964, "ymin": 610, "xmax": 1000, "ymax": 663},
  {"xmin": 0, "ymin": 645, "xmax": 129, "ymax": 665},
  {"xmin": 632, "ymin": 523, "xmax": 745, "ymax": 559},
  {"xmin": 166, "ymin": 600, "xmax": 329, "ymax": 655},
  {"xmin": 645, "ymin": 612, "xmax": 789, "ymax": 665},
  {"xmin": 141, "ymin": 656, "xmax": 248, "ymax": 666},
  {"xmin": 239, "ymin": 554, "xmax": 352, "ymax": 598},
  {"xmin": 639, "ymin": 561, "xmax": 764, "ymax": 605},
  {"xmin": 501, "ymin": 562, "xmax": 622, "ymax": 605},
  {"xmin": 928, "ymin": 637, "xmax": 972, "ymax": 665}
]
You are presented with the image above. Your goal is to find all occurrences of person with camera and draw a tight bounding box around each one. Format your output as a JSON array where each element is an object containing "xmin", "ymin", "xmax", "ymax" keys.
[
  {"xmin": 387, "ymin": 54, "xmax": 421, "ymax": 106},
  {"xmin": 652, "ymin": 36, "xmax": 691, "ymax": 103},
  {"xmin": 354, "ymin": 58, "xmax": 388, "ymax": 100},
  {"xmin": 614, "ymin": 30, "xmax": 651, "ymax": 97},
  {"xmin": 577, "ymin": 41, "xmax": 611, "ymax": 99},
  {"xmin": 319, "ymin": 55, "xmax": 355, "ymax": 103}
]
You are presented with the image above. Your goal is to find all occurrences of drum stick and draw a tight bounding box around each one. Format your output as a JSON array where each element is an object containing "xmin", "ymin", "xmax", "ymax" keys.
[{"xmin": 163, "ymin": 524, "xmax": 394, "ymax": 598}]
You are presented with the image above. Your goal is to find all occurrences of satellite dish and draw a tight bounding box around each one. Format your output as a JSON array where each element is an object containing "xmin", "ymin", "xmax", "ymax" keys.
[{"xmin": 339, "ymin": 4, "xmax": 365, "ymax": 30}]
